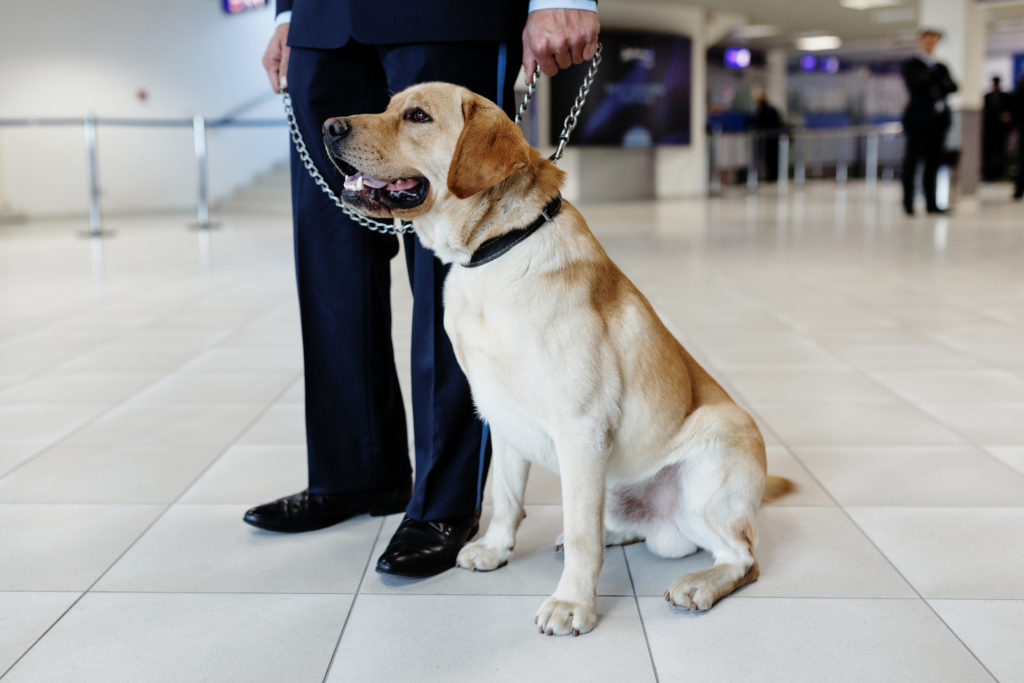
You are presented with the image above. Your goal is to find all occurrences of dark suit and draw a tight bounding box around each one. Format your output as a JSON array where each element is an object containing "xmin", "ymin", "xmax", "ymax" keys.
[
  {"xmin": 900, "ymin": 55, "xmax": 958, "ymax": 212},
  {"xmin": 983, "ymin": 88, "xmax": 1012, "ymax": 180},
  {"xmin": 278, "ymin": 0, "xmax": 527, "ymax": 521},
  {"xmin": 1014, "ymin": 81, "xmax": 1024, "ymax": 199}
]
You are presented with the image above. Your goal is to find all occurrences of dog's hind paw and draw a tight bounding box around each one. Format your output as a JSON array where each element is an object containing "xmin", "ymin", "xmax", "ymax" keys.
[
  {"xmin": 665, "ymin": 577, "xmax": 716, "ymax": 611},
  {"xmin": 456, "ymin": 540, "xmax": 511, "ymax": 572},
  {"xmin": 535, "ymin": 595, "xmax": 597, "ymax": 636}
]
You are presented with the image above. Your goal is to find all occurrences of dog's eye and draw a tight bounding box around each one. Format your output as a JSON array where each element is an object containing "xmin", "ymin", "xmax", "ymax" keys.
[{"xmin": 403, "ymin": 107, "xmax": 433, "ymax": 123}]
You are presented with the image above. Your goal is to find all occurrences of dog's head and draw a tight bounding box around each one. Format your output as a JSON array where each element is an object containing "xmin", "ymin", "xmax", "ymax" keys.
[{"xmin": 323, "ymin": 82, "xmax": 533, "ymax": 236}]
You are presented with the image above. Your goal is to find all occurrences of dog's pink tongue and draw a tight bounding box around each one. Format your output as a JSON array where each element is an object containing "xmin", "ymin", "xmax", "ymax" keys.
[
  {"xmin": 385, "ymin": 178, "xmax": 420, "ymax": 191},
  {"xmin": 343, "ymin": 172, "xmax": 388, "ymax": 190}
]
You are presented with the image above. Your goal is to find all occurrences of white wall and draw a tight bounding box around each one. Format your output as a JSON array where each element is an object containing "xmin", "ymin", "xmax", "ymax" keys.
[{"xmin": 0, "ymin": 0, "xmax": 288, "ymax": 217}]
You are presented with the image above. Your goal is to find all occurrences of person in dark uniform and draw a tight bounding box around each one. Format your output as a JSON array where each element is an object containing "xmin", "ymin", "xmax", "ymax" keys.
[
  {"xmin": 753, "ymin": 91, "xmax": 784, "ymax": 183},
  {"xmin": 244, "ymin": 0, "xmax": 600, "ymax": 578},
  {"xmin": 900, "ymin": 27, "xmax": 958, "ymax": 216},
  {"xmin": 1014, "ymin": 74, "xmax": 1024, "ymax": 201},
  {"xmin": 982, "ymin": 76, "xmax": 1012, "ymax": 181}
]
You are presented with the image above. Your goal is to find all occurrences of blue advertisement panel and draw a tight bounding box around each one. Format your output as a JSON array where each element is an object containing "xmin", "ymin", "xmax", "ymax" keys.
[
  {"xmin": 1013, "ymin": 53, "xmax": 1024, "ymax": 87},
  {"xmin": 548, "ymin": 30, "xmax": 692, "ymax": 147}
]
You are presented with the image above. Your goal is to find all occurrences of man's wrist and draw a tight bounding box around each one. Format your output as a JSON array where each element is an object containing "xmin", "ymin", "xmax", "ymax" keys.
[{"xmin": 528, "ymin": 0, "xmax": 597, "ymax": 13}]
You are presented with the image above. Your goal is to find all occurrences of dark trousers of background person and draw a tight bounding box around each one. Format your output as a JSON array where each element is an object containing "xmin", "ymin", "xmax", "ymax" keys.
[
  {"xmin": 1016, "ymin": 128, "xmax": 1024, "ymax": 199},
  {"xmin": 287, "ymin": 41, "xmax": 521, "ymax": 521},
  {"xmin": 982, "ymin": 124, "xmax": 1009, "ymax": 181},
  {"xmin": 758, "ymin": 135, "xmax": 780, "ymax": 183},
  {"xmin": 902, "ymin": 123, "xmax": 946, "ymax": 213}
]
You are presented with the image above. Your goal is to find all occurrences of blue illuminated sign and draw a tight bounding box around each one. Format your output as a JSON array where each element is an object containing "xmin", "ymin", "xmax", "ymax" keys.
[{"xmin": 222, "ymin": 0, "xmax": 267, "ymax": 14}]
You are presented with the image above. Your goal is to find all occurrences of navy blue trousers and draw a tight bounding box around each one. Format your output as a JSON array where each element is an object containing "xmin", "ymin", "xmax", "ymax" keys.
[{"xmin": 287, "ymin": 41, "xmax": 521, "ymax": 521}]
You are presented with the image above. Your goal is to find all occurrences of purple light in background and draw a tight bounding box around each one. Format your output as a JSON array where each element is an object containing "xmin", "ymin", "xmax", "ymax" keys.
[
  {"xmin": 223, "ymin": 0, "xmax": 266, "ymax": 13},
  {"xmin": 800, "ymin": 54, "xmax": 817, "ymax": 73},
  {"xmin": 822, "ymin": 56, "xmax": 841, "ymax": 74},
  {"xmin": 724, "ymin": 48, "xmax": 752, "ymax": 69}
]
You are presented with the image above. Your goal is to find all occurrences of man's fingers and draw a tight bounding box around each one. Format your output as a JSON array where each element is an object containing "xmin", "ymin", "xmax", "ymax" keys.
[
  {"xmin": 569, "ymin": 42, "xmax": 585, "ymax": 65},
  {"xmin": 582, "ymin": 39, "xmax": 597, "ymax": 62},
  {"xmin": 538, "ymin": 52, "xmax": 559, "ymax": 77},
  {"xmin": 263, "ymin": 58, "xmax": 281, "ymax": 94},
  {"xmin": 523, "ymin": 53, "xmax": 538, "ymax": 81},
  {"xmin": 554, "ymin": 49, "xmax": 572, "ymax": 70},
  {"xmin": 261, "ymin": 24, "xmax": 290, "ymax": 94},
  {"xmin": 279, "ymin": 45, "xmax": 291, "ymax": 92}
]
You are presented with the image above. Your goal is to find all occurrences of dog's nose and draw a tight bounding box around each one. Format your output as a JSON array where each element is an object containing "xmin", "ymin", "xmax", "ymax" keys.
[{"xmin": 323, "ymin": 117, "xmax": 351, "ymax": 142}]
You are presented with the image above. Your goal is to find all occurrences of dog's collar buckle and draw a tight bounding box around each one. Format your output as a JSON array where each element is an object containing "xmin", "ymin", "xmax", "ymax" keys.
[{"xmin": 463, "ymin": 194, "xmax": 563, "ymax": 269}]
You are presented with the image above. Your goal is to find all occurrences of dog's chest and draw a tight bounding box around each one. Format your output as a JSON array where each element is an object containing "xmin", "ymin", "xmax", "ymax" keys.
[{"xmin": 444, "ymin": 278, "xmax": 559, "ymax": 472}]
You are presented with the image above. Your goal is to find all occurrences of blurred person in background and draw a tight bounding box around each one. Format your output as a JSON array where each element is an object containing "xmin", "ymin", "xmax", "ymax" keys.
[
  {"xmin": 982, "ymin": 76, "xmax": 1012, "ymax": 181},
  {"xmin": 1014, "ymin": 74, "xmax": 1024, "ymax": 201},
  {"xmin": 753, "ymin": 90, "xmax": 785, "ymax": 183},
  {"xmin": 246, "ymin": 0, "xmax": 599, "ymax": 579},
  {"xmin": 900, "ymin": 27, "xmax": 958, "ymax": 216}
]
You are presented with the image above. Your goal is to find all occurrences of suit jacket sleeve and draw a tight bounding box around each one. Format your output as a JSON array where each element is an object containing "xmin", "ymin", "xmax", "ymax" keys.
[
  {"xmin": 276, "ymin": 0, "xmax": 292, "ymax": 17},
  {"xmin": 901, "ymin": 59, "xmax": 930, "ymax": 100},
  {"xmin": 933, "ymin": 64, "xmax": 958, "ymax": 97}
]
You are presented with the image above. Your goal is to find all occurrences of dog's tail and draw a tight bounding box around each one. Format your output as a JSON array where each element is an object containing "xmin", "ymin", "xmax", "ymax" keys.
[{"xmin": 762, "ymin": 475, "xmax": 796, "ymax": 504}]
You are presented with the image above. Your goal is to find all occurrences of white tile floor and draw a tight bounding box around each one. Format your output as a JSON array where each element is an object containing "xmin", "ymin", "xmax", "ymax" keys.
[{"xmin": 1, "ymin": 182, "xmax": 1023, "ymax": 682}]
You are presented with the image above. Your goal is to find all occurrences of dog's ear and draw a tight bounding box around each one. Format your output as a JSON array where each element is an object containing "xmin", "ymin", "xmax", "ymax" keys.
[{"xmin": 447, "ymin": 95, "xmax": 530, "ymax": 200}]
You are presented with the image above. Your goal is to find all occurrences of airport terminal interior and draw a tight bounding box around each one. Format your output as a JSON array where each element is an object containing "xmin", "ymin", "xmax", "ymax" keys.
[{"xmin": 2, "ymin": 0, "xmax": 1024, "ymax": 681}]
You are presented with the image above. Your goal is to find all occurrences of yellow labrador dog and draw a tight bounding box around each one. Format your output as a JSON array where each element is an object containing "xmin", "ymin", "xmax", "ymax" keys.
[{"xmin": 323, "ymin": 83, "xmax": 791, "ymax": 636}]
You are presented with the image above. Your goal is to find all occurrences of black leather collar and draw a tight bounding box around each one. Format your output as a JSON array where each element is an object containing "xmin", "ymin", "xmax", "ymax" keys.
[{"xmin": 463, "ymin": 194, "xmax": 563, "ymax": 268}]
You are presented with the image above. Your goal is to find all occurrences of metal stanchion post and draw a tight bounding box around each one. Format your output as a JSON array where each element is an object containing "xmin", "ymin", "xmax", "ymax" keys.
[
  {"xmin": 190, "ymin": 115, "xmax": 218, "ymax": 230},
  {"xmin": 865, "ymin": 132, "xmax": 879, "ymax": 193},
  {"xmin": 747, "ymin": 133, "xmax": 759, "ymax": 191},
  {"xmin": 79, "ymin": 114, "xmax": 110, "ymax": 238},
  {"xmin": 836, "ymin": 136, "xmax": 848, "ymax": 184},
  {"xmin": 708, "ymin": 128, "xmax": 722, "ymax": 196},
  {"xmin": 794, "ymin": 134, "xmax": 806, "ymax": 186},
  {"xmin": 778, "ymin": 134, "xmax": 789, "ymax": 195}
]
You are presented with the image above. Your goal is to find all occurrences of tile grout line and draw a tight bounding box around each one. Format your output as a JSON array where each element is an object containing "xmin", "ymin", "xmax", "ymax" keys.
[
  {"xmin": 727, "ymin": 392, "xmax": 1001, "ymax": 682},
  {"xmin": 0, "ymin": 305, "xmax": 284, "ymax": 482},
  {"xmin": 868, "ymin": 380, "xmax": 1024, "ymax": 484},
  {"xmin": 320, "ymin": 517, "xmax": 388, "ymax": 683},
  {"xmin": 623, "ymin": 546, "xmax": 661, "ymax": 683},
  {"xmin": 0, "ymin": 373, "xmax": 299, "ymax": 680}
]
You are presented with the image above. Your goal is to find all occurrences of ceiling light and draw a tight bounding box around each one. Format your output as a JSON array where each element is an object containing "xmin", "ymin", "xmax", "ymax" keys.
[
  {"xmin": 796, "ymin": 35, "xmax": 843, "ymax": 51},
  {"xmin": 840, "ymin": 0, "xmax": 901, "ymax": 8},
  {"xmin": 872, "ymin": 8, "xmax": 917, "ymax": 23},
  {"xmin": 733, "ymin": 24, "xmax": 780, "ymax": 39}
]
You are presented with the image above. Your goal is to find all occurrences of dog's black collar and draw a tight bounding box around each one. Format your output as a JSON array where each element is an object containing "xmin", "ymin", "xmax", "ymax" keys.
[{"xmin": 463, "ymin": 194, "xmax": 563, "ymax": 268}]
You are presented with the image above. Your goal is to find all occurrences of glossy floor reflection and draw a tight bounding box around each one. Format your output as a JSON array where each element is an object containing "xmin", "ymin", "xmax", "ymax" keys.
[{"xmin": 1, "ymin": 182, "xmax": 1022, "ymax": 682}]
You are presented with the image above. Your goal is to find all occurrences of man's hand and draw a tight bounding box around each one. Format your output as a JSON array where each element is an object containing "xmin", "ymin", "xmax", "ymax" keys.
[
  {"xmin": 522, "ymin": 9, "xmax": 600, "ymax": 78},
  {"xmin": 262, "ymin": 23, "xmax": 291, "ymax": 93}
]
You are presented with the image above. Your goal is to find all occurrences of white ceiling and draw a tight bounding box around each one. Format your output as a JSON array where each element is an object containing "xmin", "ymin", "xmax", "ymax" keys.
[{"xmin": 634, "ymin": 0, "xmax": 1024, "ymax": 52}]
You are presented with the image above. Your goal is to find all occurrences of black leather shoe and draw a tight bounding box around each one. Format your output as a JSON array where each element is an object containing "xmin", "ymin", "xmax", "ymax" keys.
[
  {"xmin": 375, "ymin": 514, "xmax": 479, "ymax": 578},
  {"xmin": 903, "ymin": 204, "xmax": 915, "ymax": 217},
  {"xmin": 926, "ymin": 207, "xmax": 950, "ymax": 215},
  {"xmin": 243, "ymin": 482, "xmax": 410, "ymax": 533}
]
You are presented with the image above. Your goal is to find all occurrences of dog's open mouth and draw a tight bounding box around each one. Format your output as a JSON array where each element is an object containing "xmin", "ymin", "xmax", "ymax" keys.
[{"xmin": 335, "ymin": 159, "xmax": 428, "ymax": 212}]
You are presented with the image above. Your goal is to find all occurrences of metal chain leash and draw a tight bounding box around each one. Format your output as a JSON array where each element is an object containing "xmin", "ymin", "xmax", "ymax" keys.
[
  {"xmin": 283, "ymin": 93, "xmax": 413, "ymax": 235},
  {"xmin": 283, "ymin": 42, "xmax": 602, "ymax": 235}
]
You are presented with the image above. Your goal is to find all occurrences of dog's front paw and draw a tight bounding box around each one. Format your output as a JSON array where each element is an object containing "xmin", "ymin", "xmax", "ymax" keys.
[
  {"xmin": 535, "ymin": 595, "xmax": 597, "ymax": 636},
  {"xmin": 456, "ymin": 540, "xmax": 511, "ymax": 572}
]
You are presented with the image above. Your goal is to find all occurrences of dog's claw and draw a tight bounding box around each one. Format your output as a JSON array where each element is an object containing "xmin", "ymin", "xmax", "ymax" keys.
[{"xmin": 572, "ymin": 628, "xmax": 580, "ymax": 636}]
